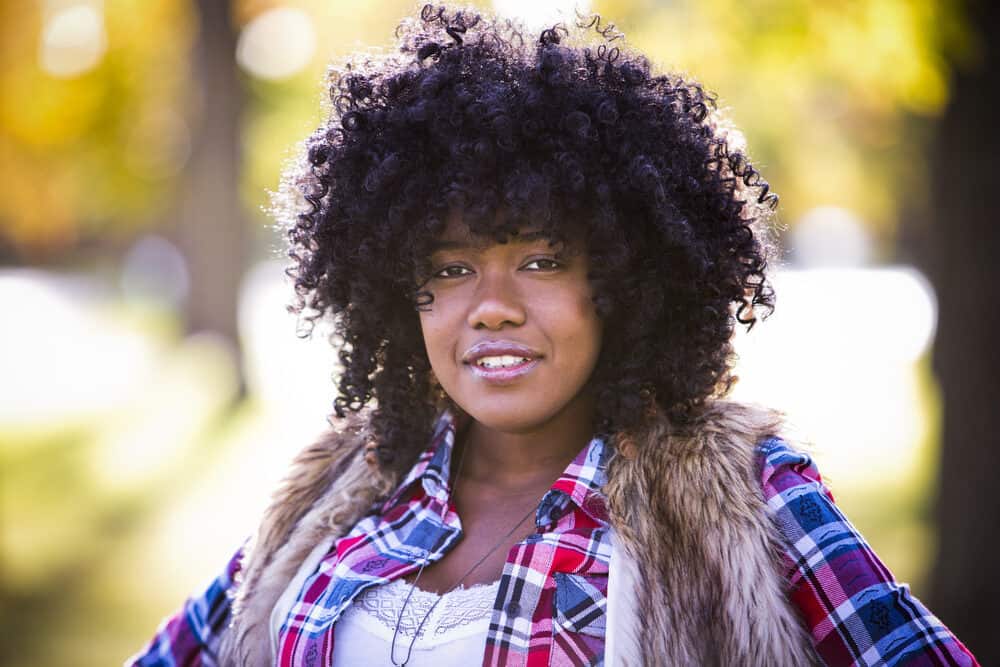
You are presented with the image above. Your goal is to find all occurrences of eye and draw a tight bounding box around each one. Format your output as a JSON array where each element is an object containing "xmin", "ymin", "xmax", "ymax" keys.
[
  {"xmin": 522, "ymin": 258, "xmax": 562, "ymax": 271},
  {"xmin": 432, "ymin": 264, "xmax": 473, "ymax": 279}
]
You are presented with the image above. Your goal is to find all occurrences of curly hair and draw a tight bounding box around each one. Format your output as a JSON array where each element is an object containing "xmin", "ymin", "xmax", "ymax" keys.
[{"xmin": 276, "ymin": 4, "xmax": 777, "ymax": 474}]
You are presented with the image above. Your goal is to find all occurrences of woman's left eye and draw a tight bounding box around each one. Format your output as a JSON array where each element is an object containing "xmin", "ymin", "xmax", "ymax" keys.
[{"xmin": 522, "ymin": 258, "xmax": 562, "ymax": 271}]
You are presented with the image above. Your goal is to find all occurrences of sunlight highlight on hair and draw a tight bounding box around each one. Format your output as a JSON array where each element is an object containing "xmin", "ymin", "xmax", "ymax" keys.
[{"xmin": 491, "ymin": 0, "xmax": 590, "ymax": 30}]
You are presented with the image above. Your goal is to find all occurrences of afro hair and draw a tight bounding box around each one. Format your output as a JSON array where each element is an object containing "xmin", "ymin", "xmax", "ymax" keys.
[{"xmin": 275, "ymin": 4, "xmax": 778, "ymax": 473}]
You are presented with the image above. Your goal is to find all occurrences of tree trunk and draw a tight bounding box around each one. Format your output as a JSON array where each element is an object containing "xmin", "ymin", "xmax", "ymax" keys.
[
  {"xmin": 173, "ymin": 0, "xmax": 247, "ymax": 395},
  {"xmin": 920, "ymin": 1, "xmax": 1000, "ymax": 660}
]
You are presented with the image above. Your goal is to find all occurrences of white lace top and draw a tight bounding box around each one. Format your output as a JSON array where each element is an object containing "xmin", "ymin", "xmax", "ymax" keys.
[{"xmin": 330, "ymin": 578, "xmax": 499, "ymax": 666}]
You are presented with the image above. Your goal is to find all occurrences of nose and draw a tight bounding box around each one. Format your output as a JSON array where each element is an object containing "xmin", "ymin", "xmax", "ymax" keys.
[{"xmin": 466, "ymin": 269, "xmax": 526, "ymax": 330}]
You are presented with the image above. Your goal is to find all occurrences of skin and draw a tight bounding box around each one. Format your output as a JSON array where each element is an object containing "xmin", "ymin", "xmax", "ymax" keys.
[{"xmin": 412, "ymin": 215, "xmax": 603, "ymax": 592}]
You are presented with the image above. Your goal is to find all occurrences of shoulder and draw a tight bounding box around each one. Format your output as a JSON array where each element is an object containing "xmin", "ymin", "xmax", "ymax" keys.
[
  {"xmin": 605, "ymin": 400, "xmax": 826, "ymax": 664},
  {"xmin": 754, "ymin": 438, "xmax": 979, "ymax": 666},
  {"xmin": 252, "ymin": 408, "xmax": 392, "ymax": 563},
  {"xmin": 755, "ymin": 436, "xmax": 834, "ymax": 505},
  {"xmin": 221, "ymin": 410, "xmax": 397, "ymax": 665},
  {"xmin": 681, "ymin": 399, "xmax": 786, "ymax": 444},
  {"xmin": 752, "ymin": 437, "xmax": 841, "ymax": 566},
  {"xmin": 128, "ymin": 547, "xmax": 243, "ymax": 665},
  {"xmin": 620, "ymin": 399, "xmax": 786, "ymax": 462},
  {"xmin": 606, "ymin": 399, "xmax": 794, "ymax": 544}
]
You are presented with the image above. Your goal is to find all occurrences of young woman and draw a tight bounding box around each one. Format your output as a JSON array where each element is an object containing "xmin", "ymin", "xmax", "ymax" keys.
[{"xmin": 130, "ymin": 5, "xmax": 978, "ymax": 666}]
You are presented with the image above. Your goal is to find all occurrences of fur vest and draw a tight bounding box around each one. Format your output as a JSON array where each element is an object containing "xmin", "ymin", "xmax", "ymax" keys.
[{"xmin": 219, "ymin": 400, "xmax": 821, "ymax": 666}]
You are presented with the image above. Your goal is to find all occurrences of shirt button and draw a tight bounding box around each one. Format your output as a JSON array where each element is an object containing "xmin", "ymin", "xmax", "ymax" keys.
[{"xmin": 505, "ymin": 601, "xmax": 521, "ymax": 617}]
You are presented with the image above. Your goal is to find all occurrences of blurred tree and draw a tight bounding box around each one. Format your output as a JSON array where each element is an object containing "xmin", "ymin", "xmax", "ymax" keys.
[
  {"xmin": 600, "ymin": 0, "xmax": 996, "ymax": 653},
  {"xmin": 170, "ymin": 0, "xmax": 247, "ymax": 393},
  {"xmin": 237, "ymin": 0, "xmax": 419, "ymax": 216},
  {"xmin": 917, "ymin": 0, "xmax": 1000, "ymax": 660},
  {"xmin": 0, "ymin": 0, "xmax": 194, "ymax": 260},
  {"xmin": 0, "ymin": 0, "xmax": 248, "ymax": 390}
]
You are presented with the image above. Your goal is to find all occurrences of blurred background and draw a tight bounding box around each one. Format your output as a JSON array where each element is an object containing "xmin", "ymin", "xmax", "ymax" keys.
[{"xmin": 1, "ymin": 0, "xmax": 997, "ymax": 664}]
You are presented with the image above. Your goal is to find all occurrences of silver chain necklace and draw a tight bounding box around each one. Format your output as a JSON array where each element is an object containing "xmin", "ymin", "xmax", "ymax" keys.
[{"xmin": 388, "ymin": 442, "xmax": 539, "ymax": 667}]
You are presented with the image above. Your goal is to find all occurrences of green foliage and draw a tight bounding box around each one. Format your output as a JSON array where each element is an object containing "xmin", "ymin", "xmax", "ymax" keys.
[{"xmin": 597, "ymin": 0, "xmax": 970, "ymax": 236}]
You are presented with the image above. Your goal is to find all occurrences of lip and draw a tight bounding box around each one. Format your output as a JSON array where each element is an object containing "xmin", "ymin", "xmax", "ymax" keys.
[{"xmin": 462, "ymin": 340, "xmax": 543, "ymax": 386}]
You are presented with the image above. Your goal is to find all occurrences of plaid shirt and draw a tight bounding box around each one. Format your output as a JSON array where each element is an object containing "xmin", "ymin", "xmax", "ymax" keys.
[
  {"xmin": 129, "ymin": 417, "xmax": 978, "ymax": 666},
  {"xmin": 759, "ymin": 438, "xmax": 977, "ymax": 666}
]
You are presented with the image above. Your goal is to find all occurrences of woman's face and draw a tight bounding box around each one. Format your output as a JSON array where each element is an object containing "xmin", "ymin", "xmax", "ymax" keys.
[{"xmin": 418, "ymin": 218, "xmax": 603, "ymax": 434}]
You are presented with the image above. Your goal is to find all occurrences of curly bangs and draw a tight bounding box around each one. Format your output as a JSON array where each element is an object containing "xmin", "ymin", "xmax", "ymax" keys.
[{"xmin": 277, "ymin": 4, "xmax": 778, "ymax": 471}]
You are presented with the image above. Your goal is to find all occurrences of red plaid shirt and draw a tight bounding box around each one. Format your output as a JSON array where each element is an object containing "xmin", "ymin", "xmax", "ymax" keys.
[
  {"xmin": 129, "ymin": 413, "xmax": 978, "ymax": 666},
  {"xmin": 275, "ymin": 410, "xmax": 611, "ymax": 666}
]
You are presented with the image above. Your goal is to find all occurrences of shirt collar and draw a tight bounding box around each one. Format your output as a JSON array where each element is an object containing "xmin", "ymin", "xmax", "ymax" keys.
[
  {"xmin": 536, "ymin": 435, "xmax": 610, "ymax": 527},
  {"xmin": 382, "ymin": 409, "xmax": 610, "ymax": 525},
  {"xmin": 381, "ymin": 409, "xmax": 457, "ymax": 512}
]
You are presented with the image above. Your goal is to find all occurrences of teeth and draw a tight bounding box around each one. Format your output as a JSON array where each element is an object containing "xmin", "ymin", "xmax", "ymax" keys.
[{"xmin": 476, "ymin": 355, "xmax": 530, "ymax": 369}]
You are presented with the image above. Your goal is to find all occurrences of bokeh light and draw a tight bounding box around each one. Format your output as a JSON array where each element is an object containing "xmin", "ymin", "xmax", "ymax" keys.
[
  {"xmin": 39, "ymin": 2, "xmax": 107, "ymax": 78},
  {"xmin": 790, "ymin": 206, "xmax": 875, "ymax": 267},
  {"xmin": 236, "ymin": 7, "xmax": 317, "ymax": 80},
  {"xmin": 732, "ymin": 265, "xmax": 938, "ymax": 486},
  {"xmin": 492, "ymin": 0, "xmax": 591, "ymax": 29}
]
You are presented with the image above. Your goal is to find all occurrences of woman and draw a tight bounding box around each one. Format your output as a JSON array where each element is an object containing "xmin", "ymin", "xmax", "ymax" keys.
[{"xmin": 130, "ymin": 5, "xmax": 978, "ymax": 666}]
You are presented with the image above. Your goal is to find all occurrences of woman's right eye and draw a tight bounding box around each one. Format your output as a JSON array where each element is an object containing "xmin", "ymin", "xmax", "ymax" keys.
[{"xmin": 433, "ymin": 265, "xmax": 473, "ymax": 279}]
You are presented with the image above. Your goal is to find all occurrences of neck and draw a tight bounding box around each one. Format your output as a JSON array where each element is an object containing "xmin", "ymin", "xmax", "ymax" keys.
[{"xmin": 457, "ymin": 393, "xmax": 596, "ymax": 492}]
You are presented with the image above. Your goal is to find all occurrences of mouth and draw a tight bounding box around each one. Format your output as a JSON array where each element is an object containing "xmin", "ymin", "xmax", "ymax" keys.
[
  {"xmin": 468, "ymin": 356, "xmax": 541, "ymax": 384},
  {"xmin": 462, "ymin": 341, "xmax": 542, "ymax": 385}
]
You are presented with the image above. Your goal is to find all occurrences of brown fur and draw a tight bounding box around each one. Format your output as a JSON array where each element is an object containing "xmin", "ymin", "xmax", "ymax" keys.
[
  {"xmin": 605, "ymin": 401, "xmax": 820, "ymax": 665},
  {"xmin": 219, "ymin": 411, "xmax": 398, "ymax": 666},
  {"xmin": 219, "ymin": 401, "xmax": 820, "ymax": 665}
]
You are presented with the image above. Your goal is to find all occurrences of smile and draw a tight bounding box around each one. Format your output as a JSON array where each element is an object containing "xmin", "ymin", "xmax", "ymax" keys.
[
  {"xmin": 468, "ymin": 357, "xmax": 540, "ymax": 384},
  {"xmin": 475, "ymin": 355, "xmax": 530, "ymax": 368}
]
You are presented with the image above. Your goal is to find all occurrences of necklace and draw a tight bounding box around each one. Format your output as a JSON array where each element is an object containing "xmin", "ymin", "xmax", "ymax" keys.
[{"xmin": 388, "ymin": 443, "xmax": 540, "ymax": 667}]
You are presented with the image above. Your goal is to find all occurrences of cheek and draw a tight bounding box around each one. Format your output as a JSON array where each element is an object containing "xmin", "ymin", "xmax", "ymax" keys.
[{"xmin": 548, "ymin": 290, "xmax": 603, "ymax": 367}]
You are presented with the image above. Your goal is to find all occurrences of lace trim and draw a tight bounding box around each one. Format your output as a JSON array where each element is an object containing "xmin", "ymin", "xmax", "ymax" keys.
[{"xmin": 340, "ymin": 578, "xmax": 499, "ymax": 646}]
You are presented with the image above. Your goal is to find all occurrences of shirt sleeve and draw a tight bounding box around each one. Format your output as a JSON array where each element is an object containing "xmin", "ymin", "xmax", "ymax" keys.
[
  {"xmin": 125, "ymin": 547, "xmax": 244, "ymax": 667},
  {"xmin": 757, "ymin": 438, "xmax": 979, "ymax": 667}
]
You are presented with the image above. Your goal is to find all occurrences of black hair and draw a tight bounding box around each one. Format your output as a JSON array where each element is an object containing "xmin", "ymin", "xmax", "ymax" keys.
[{"xmin": 277, "ymin": 4, "xmax": 777, "ymax": 473}]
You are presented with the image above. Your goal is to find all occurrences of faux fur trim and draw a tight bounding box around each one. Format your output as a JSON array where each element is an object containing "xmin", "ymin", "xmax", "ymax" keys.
[
  {"xmin": 218, "ymin": 411, "xmax": 397, "ymax": 666},
  {"xmin": 604, "ymin": 400, "xmax": 821, "ymax": 665},
  {"xmin": 220, "ymin": 400, "xmax": 820, "ymax": 665}
]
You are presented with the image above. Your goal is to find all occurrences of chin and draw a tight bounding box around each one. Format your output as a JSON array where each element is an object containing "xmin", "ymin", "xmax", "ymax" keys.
[{"xmin": 456, "ymin": 399, "xmax": 561, "ymax": 434}]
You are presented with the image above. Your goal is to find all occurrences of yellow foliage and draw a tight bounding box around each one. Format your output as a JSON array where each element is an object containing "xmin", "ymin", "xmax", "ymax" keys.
[
  {"xmin": 0, "ymin": 0, "xmax": 974, "ymax": 252},
  {"xmin": 0, "ymin": 0, "xmax": 193, "ymax": 256},
  {"xmin": 597, "ymin": 0, "xmax": 968, "ymax": 231}
]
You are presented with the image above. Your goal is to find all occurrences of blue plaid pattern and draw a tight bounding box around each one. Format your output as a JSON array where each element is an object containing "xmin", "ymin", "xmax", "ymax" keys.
[
  {"xmin": 129, "ymin": 424, "xmax": 979, "ymax": 666},
  {"xmin": 759, "ymin": 438, "xmax": 977, "ymax": 665}
]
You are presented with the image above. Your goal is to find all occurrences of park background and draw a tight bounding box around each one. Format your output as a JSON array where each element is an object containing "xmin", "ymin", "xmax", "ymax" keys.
[{"xmin": 1, "ymin": 0, "xmax": 997, "ymax": 664}]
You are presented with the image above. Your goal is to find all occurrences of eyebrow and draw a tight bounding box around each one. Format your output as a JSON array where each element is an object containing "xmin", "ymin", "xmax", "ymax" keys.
[{"xmin": 428, "ymin": 230, "xmax": 557, "ymax": 253}]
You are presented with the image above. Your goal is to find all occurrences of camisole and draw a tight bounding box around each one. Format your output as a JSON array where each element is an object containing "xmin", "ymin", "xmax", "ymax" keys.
[{"xmin": 330, "ymin": 578, "xmax": 499, "ymax": 667}]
